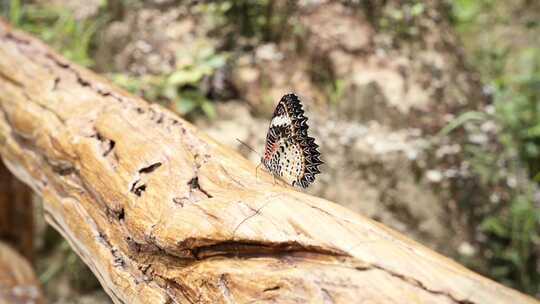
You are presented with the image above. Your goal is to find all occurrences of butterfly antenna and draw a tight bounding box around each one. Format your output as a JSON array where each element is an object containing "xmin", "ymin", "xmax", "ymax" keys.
[
  {"xmin": 236, "ymin": 138, "xmax": 261, "ymax": 157},
  {"xmin": 236, "ymin": 138, "xmax": 264, "ymax": 180}
]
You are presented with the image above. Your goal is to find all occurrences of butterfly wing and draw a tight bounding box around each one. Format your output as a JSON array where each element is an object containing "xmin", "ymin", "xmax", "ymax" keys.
[{"xmin": 262, "ymin": 93, "xmax": 323, "ymax": 188}]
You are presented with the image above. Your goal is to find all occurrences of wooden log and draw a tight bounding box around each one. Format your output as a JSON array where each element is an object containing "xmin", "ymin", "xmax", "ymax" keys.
[
  {"xmin": 0, "ymin": 19, "xmax": 537, "ymax": 304},
  {"xmin": 0, "ymin": 242, "xmax": 44, "ymax": 304},
  {"xmin": 0, "ymin": 158, "xmax": 34, "ymax": 261}
]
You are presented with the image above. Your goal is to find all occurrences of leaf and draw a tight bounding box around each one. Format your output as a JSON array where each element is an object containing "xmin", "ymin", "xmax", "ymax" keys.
[
  {"xmin": 438, "ymin": 111, "xmax": 487, "ymax": 136},
  {"xmin": 503, "ymin": 250, "xmax": 522, "ymax": 267},
  {"xmin": 110, "ymin": 74, "xmax": 141, "ymax": 93},
  {"xmin": 411, "ymin": 3, "xmax": 424, "ymax": 16},
  {"xmin": 525, "ymin": 124, "xmax": 540, "ymax": 138},
  {"xmin": 510, "ymin": 197, "xmax": 532, "ymax": 216},
  {"xmin": 198, "ymin": 45, "xmax": 215, "ymax": 60},
  {"xmin": 452, "ymin": 0, "xmax": 481, "ymax": 22},
  {"xmin": 200, "ymin": 100, "xmax": 217, "ymax": 119},
  {"xmin": 162, "ymin": 85, "xmax": 178, "ymax": 100},
  {"xmin": 175, "ymin": 97, "xmax": 197, "ymax": 115},
  {"xmin": 533, "ymin": 171, "xmax": 540, "ymax": 182},
  {"xmin": 205, "ymin": 54, "xmax": 227, "ymax": 69},
  {"xmin": 490, "ymin": 265, "xmax": 510, "ymax": 278},
  {"xmin": 480, "ymin": 217, "xmax": 508, "ymax": 238},
  {"xmin": 168, "ymin": 69, "xmax": 205, "ymax": 86},
  {"xmin": 9, "ymin": 0, "xmax": 22, "ymax": 26}
]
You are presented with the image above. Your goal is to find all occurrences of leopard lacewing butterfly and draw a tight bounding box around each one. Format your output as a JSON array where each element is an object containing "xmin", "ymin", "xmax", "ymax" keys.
[{"xmin": 261, "ymin": 93, "xmax": 322, "ymax": 188}]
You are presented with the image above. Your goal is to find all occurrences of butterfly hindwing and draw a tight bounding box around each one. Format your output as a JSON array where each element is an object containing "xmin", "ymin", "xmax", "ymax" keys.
[{"xmin": 262, "ymin": 93, "xmax": 323, "ymax": 188}]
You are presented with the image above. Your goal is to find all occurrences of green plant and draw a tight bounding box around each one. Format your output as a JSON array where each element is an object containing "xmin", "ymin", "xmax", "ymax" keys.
[
  {"xmin": 374, "ymin": 0, "xmax": 427, "ymax": 39},
  {"xmin": 39, "ymin": 240, "xmax": 77, "ymax": 284},
  {"xmin": 203, "ymin": 0, "xmax": 296, "ymax": 43},
  {"xmin": 111, "ymin": 41, "xmax": 228, "ymax": 119},
  {"xmin": 480, "ymin": 193, "xmax": 540, "ymax": 293},
  {"xmin": 444, "ymin": 106, "xmax": 540, "ymax": 295},
  {"xmin": 39, "ymin": 241, "xmax": 102, "ymax": 294},
  {"xmin": 496, "ymin": 48, "xmax": 540, "ymax": 180},
  {"xmin": 5, "ymin": 0, "xmax": 104, "ymax": 67},
  {"xmin": 449, "ymin": 0, "xmax": 540, "ymax": 295},
  {"xmin": 327, "ymin": 79, "xmax": 346, "ymax": 105},
  {"xmin": 438, "ymin": 111, "xmax": 487, "ymax": 136}
]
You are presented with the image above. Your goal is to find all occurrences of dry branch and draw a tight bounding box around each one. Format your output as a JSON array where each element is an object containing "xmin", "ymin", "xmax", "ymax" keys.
[{"xmin": 0, "ymin": 19, "xmax": 537, "ymax": 304}]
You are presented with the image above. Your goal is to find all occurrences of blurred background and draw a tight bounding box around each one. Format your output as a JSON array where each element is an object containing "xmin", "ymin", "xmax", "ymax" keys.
[{"xmin": 0, "ymin": 0, "xmax": 538, "ymax": 302}]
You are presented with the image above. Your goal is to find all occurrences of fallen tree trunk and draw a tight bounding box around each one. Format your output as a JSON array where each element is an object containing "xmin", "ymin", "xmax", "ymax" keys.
[{"xmin": 0, "ymin": 19, "xmax": 537, "ymax": 304}]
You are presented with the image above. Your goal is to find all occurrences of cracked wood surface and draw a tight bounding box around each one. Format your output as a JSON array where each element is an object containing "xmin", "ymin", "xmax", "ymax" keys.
[{"xmin": 0, "ymin": 19, "xmax": 537, "ymax": 304}]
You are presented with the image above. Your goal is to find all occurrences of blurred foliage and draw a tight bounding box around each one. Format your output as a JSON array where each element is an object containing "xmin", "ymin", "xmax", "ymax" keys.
[
  {"xmin": 37, "ymin": 225, "xmax": 102, "ymax": 296},
  {"xmin": 2, "ymin": 0, "xmax": 224, "ymax": 119},
  {"xmin": 327, "ymin": 79, "xmax": 346, "ymax": 105},
  {"xmin": 346, "ymin": 0, "xmax": 427, "ymax": 40},
  {"xmin": 4, "ymin": 0, "xmax": 104, "ymax": 67},
  {"xmin": 110, "ymin": 41, "xmax": 227, "ymax": 119},
  {"xmin": 109, "ymin": 0, "xmax": 298, "ymax": 119},
  {"xmin": 377, "ymin": 1, "xmax": 426, "ymax": 39},
  {"xmin": 451, "ymin": 0, "xmax": 540, "ymax": 295},
  {"xmin": 205, "ymin": 0, "xmax": 296, "ymax": 43}
]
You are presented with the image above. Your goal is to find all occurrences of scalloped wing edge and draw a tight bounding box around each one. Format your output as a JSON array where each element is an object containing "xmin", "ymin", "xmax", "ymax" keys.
[{"xmin": 279, "ymin": 93, "xmax": 323, "ymax": 188}]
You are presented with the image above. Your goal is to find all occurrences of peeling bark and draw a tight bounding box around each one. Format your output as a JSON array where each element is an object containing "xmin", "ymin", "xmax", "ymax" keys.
[{"xmin": 0, "ymin": 19, "xmax": 537, "ymax": 304}]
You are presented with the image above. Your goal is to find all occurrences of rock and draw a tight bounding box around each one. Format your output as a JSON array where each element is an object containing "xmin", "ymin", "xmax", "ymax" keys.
[{"xmin": 203, "ymin": 1, "xmax": 490, "ymax": 255}]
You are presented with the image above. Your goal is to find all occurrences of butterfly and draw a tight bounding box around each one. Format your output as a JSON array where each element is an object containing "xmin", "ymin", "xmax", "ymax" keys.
[{"xmin": 261, "ymin": 93, "xmax": 323, "ymax": 188}]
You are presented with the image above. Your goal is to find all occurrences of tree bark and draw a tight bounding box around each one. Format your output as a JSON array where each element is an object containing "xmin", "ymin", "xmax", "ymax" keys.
[
  {"xmin": 0, "ymin": 158, "xmax": 34, "ymax": 261},
  {"xmin": 0, "ymin": 19, "xmax": 537, "ymax": 304},
  {"xmin": 0, "ymin": 242, "xmax": 44, "ymax": 304}
]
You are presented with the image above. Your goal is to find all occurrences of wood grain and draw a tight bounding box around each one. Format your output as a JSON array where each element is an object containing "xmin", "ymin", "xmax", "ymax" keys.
[{"xmin": 0, "ymin": 19, "xmax": 537, "ymax": 304}]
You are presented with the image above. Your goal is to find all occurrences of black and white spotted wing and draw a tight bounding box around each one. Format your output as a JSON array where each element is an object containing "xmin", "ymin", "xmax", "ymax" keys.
[{"xmin": 261, "ymin": 93, "xmax": 322, "ymax": 188}]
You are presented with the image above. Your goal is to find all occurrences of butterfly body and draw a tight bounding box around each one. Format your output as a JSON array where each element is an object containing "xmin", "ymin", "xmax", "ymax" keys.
[{"xmin": 262, "ymin": 94, "xmax": 322, "ymax": 188}]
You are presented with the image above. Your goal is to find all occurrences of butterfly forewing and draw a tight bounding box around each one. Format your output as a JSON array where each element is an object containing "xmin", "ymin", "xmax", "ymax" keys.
[{"xmin": 262, "ymin": 94, "xmax": 323, "ymax": 188}]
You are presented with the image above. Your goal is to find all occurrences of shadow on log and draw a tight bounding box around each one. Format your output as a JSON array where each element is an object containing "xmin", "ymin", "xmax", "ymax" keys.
[
  {"xmin": 0, "ymin": 154, "xmax": 34, "ymax": 261},
  {"xmin": 0, "ymin": 19, "xmax": 537, "ymax": 304}
]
